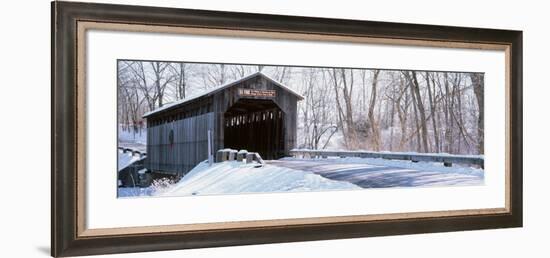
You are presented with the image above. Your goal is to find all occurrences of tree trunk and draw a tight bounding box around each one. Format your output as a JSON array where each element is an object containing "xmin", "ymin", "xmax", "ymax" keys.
[
  {"xmin": 405, "ymin": 72, "xmax": 422, "ymax": 152},
  {"xmin": 330, "ymin": 69, "xmax": 348, "ymax": 148},
  {"xmin": 426, "ymin": 72, "xmax": 440, "ymax": 152},
  {"xmin": 340, "ymin": 69, "xmax": 356, "ymax": 148},
  {"xmin": 470, "ymin": 73, "xmax": 484, "ymax": 154},
  {"xmin": 410, "ymin": 72, "xmax": 429, "ymax": 152},
  {"xmin": 368, "ymin": 70, "xmax": 381, "ymax": 150},
  {"xmin": 177, "ymin": 63, "xmax": 186, "ymax": 99}
]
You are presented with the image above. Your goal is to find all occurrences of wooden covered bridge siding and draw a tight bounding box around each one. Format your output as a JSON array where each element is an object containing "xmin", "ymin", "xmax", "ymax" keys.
[
  {"xmin": 212, "ymin": 75, "xmax": 299, "ymax": 160},
  {"xmin": 144, "ymin": 72, "xmax": 302, "ymax": 176},
  {"xmin": 224, "ymin": 108, "xmax": 285, "ymax": 159},
  {"xmin": 146, "ymin": 112, "xmax": 214, "ymax": 175}
]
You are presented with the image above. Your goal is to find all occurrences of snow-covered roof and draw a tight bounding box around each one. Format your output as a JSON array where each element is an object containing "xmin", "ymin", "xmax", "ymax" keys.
[{"xmin": 143, "ymin": 71, "xmax": 303, "ymax": 118}]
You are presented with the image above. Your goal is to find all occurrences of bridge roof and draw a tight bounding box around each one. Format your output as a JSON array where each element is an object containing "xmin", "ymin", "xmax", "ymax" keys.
[{"xmin": 143, "ymin": 71, "xmax": 303, "ymax": 118}]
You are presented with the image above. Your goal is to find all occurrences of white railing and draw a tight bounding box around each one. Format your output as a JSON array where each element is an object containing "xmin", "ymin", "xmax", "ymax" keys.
[{"xmin": 215, "ymin": 149, "xmax": 265, "ymax": 167}]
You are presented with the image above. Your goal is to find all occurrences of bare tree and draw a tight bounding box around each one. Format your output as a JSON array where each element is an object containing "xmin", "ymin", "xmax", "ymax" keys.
[
  {"xmin": 328, "ymin": 69, "xmax": 348, "ymax": 148},
  {"xmin": 150, "ymin": 62, "xmax": 177, "ymax": 107},
  {"xmin": 117, "ymin": 60, "xmax": 484, "ymax": 155},
  {"xmin": 329, "ymin": 69, "xmax": 358, "ymax": 148},
  {"xmin": 367, "ymin": 70, "xmax": 381, "ymax": 150},
  {"xmin": 204, "ymin": 64, "xmax": 228, "ymax": 86},
  {"xmin": 118, "ymin": 62, "xmax": 145, "ymax": 136},
  {"xmin": 126, "ymin": 61, "xmax": 157, "ymax": 111},
  {"xmin": 410, "ymin": 71, "xmax": 429, "ymax": 152},
  {"xmin": 299, "ymin": 69, "xmax": 338, "ymax": 149},
  {"xmin": 470, "ymin": 73, "xmax": 484, "ymax": 154},
  {"xmin": 169, "ymin": 63, "xmax": 188, "ymax": 100},
  {"xmin": 425, "ymin": 72, "xmax": 440, "ymax": 152}
]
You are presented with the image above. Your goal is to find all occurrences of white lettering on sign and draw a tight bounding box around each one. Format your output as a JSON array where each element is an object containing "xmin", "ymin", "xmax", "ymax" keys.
[{"xmin": 238, "ymin": 88, "xmax": 276, "ymax": 98}]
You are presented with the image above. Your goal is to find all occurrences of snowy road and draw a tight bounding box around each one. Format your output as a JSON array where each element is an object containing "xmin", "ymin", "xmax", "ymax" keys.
[{"xmin": 267, "ymin": 159, "xmax": 483, "ymax": 188}]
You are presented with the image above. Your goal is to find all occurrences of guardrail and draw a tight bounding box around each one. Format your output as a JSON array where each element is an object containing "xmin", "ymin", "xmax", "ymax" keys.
[
  {"xmin": 289, "ymin": 149, "xmax": 484, "ymax": 168},
  {"xmin": 118, "ymin": 147, "xmax": 147, "ymax": 158}
]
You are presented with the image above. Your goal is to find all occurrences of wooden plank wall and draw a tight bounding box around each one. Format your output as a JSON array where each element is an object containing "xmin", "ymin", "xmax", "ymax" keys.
[
  {"xmin": 224, "ymin": 108, "xmax": 285, "ymax": 159},
  {"xmin": 146, "ymin": 112, "xmax": 215, "ymax": 175}
]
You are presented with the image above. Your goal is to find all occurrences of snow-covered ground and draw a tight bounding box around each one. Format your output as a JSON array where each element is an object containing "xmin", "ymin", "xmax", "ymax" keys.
[
  {"xmin": 117, "ymin": 148, "xmax": 484, "ymax": 198},
  {"xmin": 118, "ymin": 187, "xmax": 156, "ymax": 197},
  {"xmin": 118, "ymin": 126, "xmax": 146, "ymax": 152},
  {"xmin": 282, "ymin": 156, "xmax": 483, "ymax": 177},
  {"xmin": 270, "ymin": 157, "xmax": 483, "ymax": 188},
  {"xmin": 118, "ymin": 150, "xmax": 140, "ymax": 171},
  {"xmin": 118, "ymin": 160, "xmax": 360, "ymax": 198},
  {"xmin": 117, "ymin": 149, "xmax": 148, "ymax": 197},
  {"xmin": 118, "ymin": 126, "xmax": 146, "ymax": 144}
]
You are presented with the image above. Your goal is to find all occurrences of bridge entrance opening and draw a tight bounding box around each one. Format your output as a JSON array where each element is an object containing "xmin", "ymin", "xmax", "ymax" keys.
[{"xmin": 224, "ymin": 99, "xmax": 285, "ymax": 160}]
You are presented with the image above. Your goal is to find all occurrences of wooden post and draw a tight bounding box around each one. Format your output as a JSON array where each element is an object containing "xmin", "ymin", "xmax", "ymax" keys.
[
  {"xmin": 208, "ymin": 129, "xmax": 213, "ymax": 166},
  {"xmin": 223, "ymin": 150, "xmax": 230, "ymax": 161},
  {"xmin": 216, "ymin": 150, "xmax": 224, "ymax": 162},
  {"xmin": 237, "ymin": 150, "xmax": 248, "ymax": 161},
  {"xmin": 228, "ymin": 150, "xmax": 238, "ymax": 161},
  {"xmin": 221, "ymin": 150, "xmax": 229, "ymax": 161},
  {"xmin": 245, "ymin": 153, "xmax": 255, "ymax": 163}
]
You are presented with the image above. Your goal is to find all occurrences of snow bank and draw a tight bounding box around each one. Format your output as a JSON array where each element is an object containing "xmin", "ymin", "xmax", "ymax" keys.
[
  {"xmin": 159, "ymin": 161, "xmax": 360, "ymax": 197},
  {"xmin": 118, "ymin": 150, "xmax": 140, "ymax": 171},
  {"xmin": 118, "ymin": 126, "xmax": 146, "ymax": 145},
  {"xmin": 118, "ymin": 187, "xmax": 155, "ymax": 197}
]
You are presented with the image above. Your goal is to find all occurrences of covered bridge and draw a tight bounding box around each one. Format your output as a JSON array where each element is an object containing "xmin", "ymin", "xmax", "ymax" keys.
[{"xmin": 142, "ymin": 72, "xmax": 303, "ymax": 176}]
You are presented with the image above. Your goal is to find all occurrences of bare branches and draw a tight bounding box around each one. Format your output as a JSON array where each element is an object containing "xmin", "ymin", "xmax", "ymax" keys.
[{"xmin": 117, "ymin": 60, "xmax": 484, "ymax": 155}]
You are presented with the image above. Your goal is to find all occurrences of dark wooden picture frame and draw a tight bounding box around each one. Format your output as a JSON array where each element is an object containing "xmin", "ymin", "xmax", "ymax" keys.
[{"xmin": 52, "ymin": 1, "xmax": 522, "ymax": 257}]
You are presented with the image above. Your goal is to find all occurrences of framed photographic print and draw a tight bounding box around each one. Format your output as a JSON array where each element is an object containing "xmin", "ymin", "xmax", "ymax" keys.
[{"xmin": 51, "ymin": 1, "xmax": 522, "ymax": 257}]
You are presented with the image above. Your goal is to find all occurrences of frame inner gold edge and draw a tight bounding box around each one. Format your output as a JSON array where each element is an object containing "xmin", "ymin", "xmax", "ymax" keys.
[{"xmin": 75, "ymin": 21, "xmax": 512, "ymax": 238}]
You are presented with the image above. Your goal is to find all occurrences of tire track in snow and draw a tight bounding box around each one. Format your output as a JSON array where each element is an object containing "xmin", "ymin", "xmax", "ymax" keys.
[{"xmin": 267, "ymin": 159, "xmax": 483, "ymax": 188}]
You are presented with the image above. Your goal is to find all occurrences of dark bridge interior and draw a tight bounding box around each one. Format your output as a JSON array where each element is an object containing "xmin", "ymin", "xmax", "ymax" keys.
[{"xmin": 224, "ymin": 99, "xmax": 285, "ymax": 160}]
